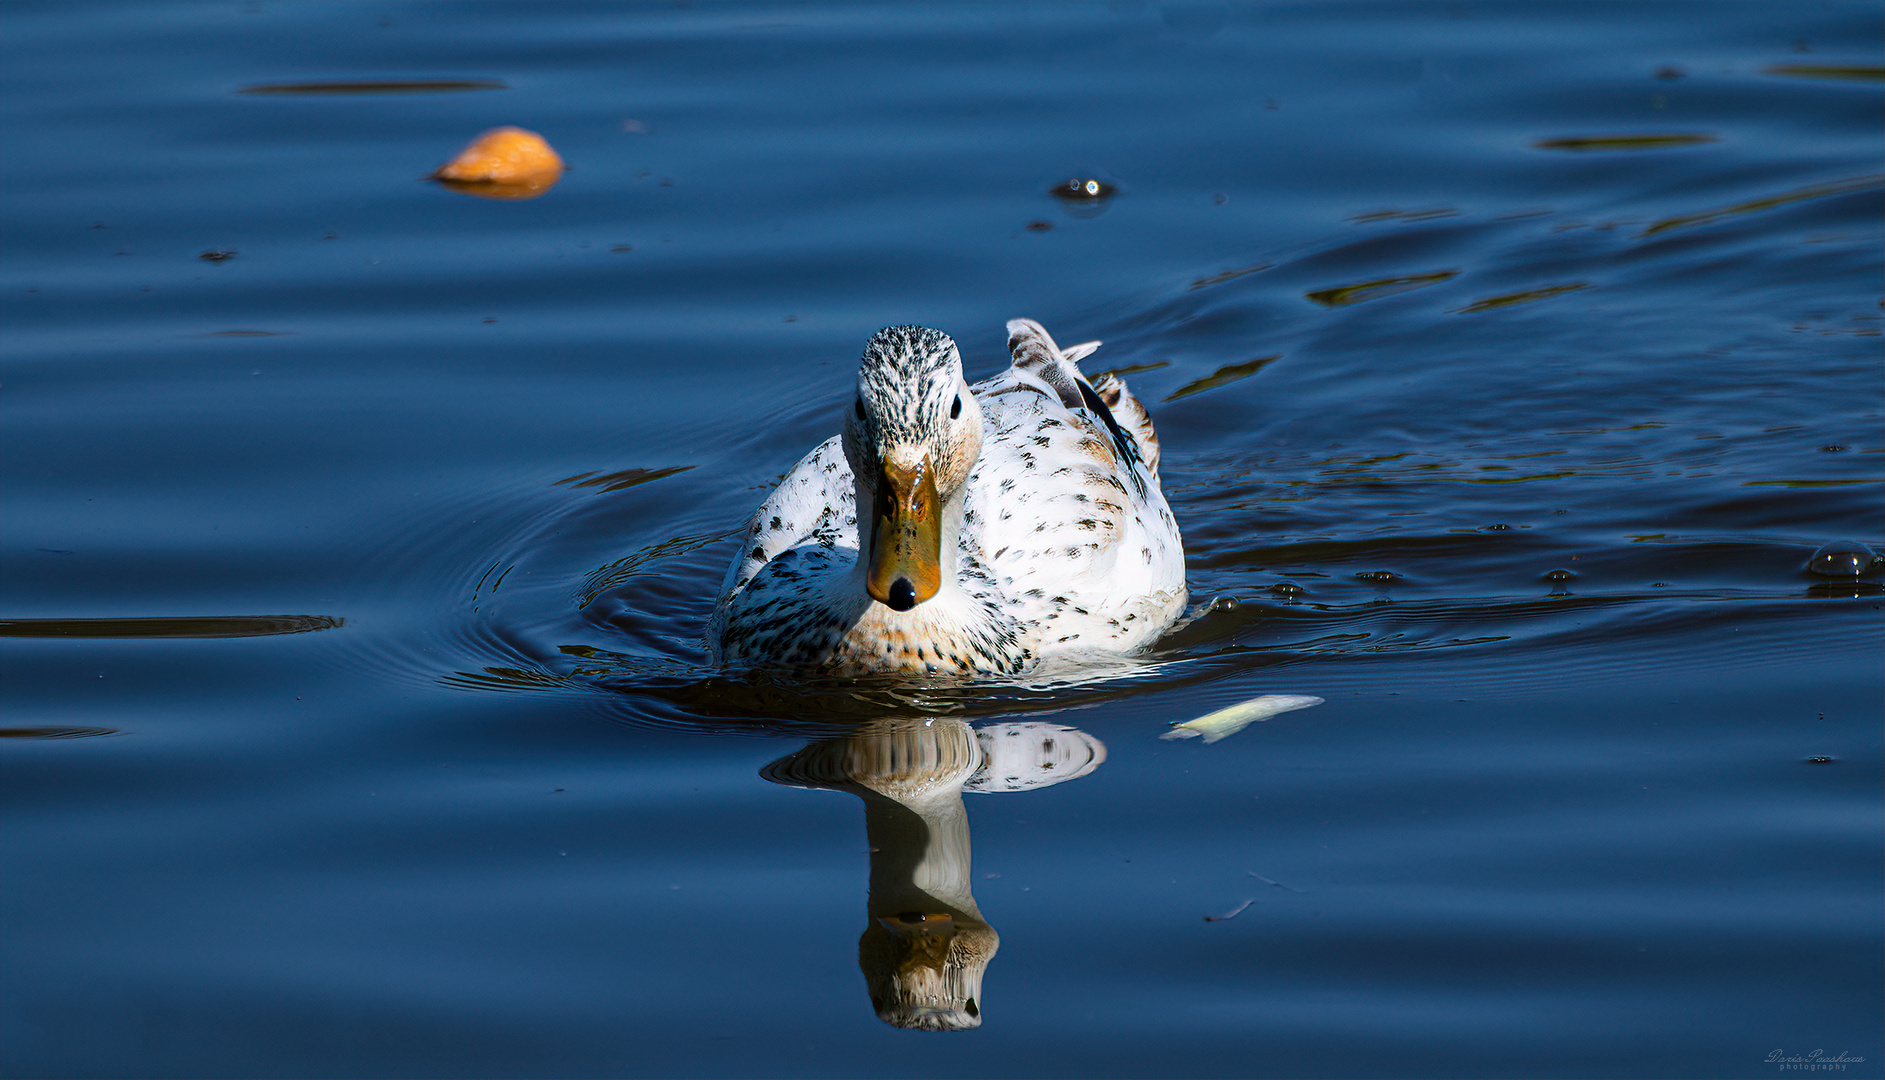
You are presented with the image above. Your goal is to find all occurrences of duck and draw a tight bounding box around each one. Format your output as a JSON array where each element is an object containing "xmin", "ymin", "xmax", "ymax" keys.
[{"xmin": 709, "ymin": 318, "xmax": 1185, "ymax": 676}]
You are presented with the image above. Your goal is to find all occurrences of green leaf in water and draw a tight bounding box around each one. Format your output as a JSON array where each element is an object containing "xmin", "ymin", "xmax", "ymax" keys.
[
  {"xmin": 1643, "ymin": 174, "xmax": 1885, "ymax": 237},
  {"xmin": 1091, "ymin": 360, "xmax": 1170, "ymax": 380},
  {"xmin": 1765, "ymin": 64, "xmax": 1885, "ymax": 83},
  {"xmin": 1347, "ymin": 207, "xmax": 1457, "ymax": 223},
  {"xmin": 1533, "ymin": 133, "xmax": 1718, "ymax": 152},
  {"xmin": 1164, "ymin": 355, "xmax": 1281, "ymax": 401},
  {"xmin": 1305, "ymin": 270, "xmax": 1457, "ymax": 308},
  {"xmin": 1188, "ymin": 263, "xmax": 1272, "ymax": 290},
  {"xmin": 1454, "ymin": 282, "xmax": 1589, "ymax": 314}
]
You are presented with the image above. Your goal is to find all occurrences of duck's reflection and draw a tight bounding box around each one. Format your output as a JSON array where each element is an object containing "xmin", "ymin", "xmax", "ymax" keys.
[{"xmin": 762, "ymin": 717, "xmax": 1105, "ymax": 1031}]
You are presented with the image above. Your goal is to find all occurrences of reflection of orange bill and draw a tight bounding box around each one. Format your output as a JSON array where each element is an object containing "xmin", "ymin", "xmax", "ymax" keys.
[
  {"xmin": 878, "ymin": 911, "xmax": 954, "ymax": 936},
  {"xmin": 867, "ymin": 458, "xmax": 941, "ymax": 611},
  {"xmin": 430, "ymin": 126, "xmax": 563, "ymax": 200}
]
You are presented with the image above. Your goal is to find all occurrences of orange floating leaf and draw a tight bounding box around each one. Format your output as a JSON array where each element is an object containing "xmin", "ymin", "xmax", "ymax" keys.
[{"xmin": 430, "ymin": 126, "xmax": 564, "ymax": 200}]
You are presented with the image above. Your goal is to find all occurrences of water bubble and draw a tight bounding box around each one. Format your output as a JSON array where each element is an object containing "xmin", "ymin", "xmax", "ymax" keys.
[
  {"xmin": 1807, "ymin": 540, "xmax": 1877, "ymax": 577},
  {"xmin": 1266, "ymin": 582, "xmax": 1303, "ymax": 598},
  {"xmin": 1541, "ymin": 568, "xmax": 1576, "ymax": 582},
  {"xmin": 1050, "ymin": 177, "xmax": 1116, "ymax": 202},
  {"xmin": 1048, "ymin": 177, "xmax": 1118, "ymax": 218},
  {"xmin": 1354, "ymin": 570, "xmax": 1398, "ymax": 582}
]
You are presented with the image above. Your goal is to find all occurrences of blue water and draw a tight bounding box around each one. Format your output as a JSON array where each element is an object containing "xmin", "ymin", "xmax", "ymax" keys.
[{"xmin": 3, "ymin": 3, "xmax": 1880, "ymax": 1077}]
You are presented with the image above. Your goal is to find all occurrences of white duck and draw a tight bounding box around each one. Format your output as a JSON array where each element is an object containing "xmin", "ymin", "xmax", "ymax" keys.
[{"xmin": 709, "ymin": 319, "xmax": 1185, "ymax": 676}]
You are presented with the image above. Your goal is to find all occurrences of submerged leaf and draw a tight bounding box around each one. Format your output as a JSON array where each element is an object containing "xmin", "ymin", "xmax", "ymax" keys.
[
  {"xmin": 1347, "ymin": 207, "xmax": 1456, "ymax": 223},
  {"xmin": 1305, "ymin": 270, "xmax": 1457, "ymax": 308},
  {"xmin": 1188, "ymin": 263, "xmax": 1272, "ymax": 290},
  {"xmin": 1643, "ymin": 174, "xmax": 1885, "ymax": 237},
  {"xmin": 1161, "ymin": 694, "xmax": 1325, "ymax": 744},
  {"xmin": 1091, "ymin": 360, "xmax": 1170, "ymax": 380},
  {"xmin": 1765, "ymin": 64, "xmax": 1885, "ymax": 83},
  {"xmin": 1164, "ymin": 355, "xmax": 1280, "ymax": 401},
  {"xmin": 1533, "ymin": 133, "xmax": 1717, "ymax": 152},
  {"xmin": 1454, "ymin": 282, "xmax": 1589, "ymax": 314}
]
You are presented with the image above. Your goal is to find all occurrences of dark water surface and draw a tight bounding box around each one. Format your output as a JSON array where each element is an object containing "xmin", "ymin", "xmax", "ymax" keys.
[{"xmin": 3, "ymin": 3, "xmax": 1881, "ymax": 1077}]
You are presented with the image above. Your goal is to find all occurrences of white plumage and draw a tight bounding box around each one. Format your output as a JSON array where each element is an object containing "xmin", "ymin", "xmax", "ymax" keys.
[{"xmin": 709, "ymin": 318, "xmax": 1185, "ymax": 676}]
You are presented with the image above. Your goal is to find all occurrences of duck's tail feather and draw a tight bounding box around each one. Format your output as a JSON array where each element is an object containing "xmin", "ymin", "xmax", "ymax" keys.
[
  {"xmin": 1005, "ymin": 317, "xmax": 1089, "ymax": 411},
  {"xmin": 1092, "ymin": 373, "xmax": 1161, "ymax": 478},
  {"xmin": 1007, "ymin": 317, "xmax": 1161, "ymax": 482}
]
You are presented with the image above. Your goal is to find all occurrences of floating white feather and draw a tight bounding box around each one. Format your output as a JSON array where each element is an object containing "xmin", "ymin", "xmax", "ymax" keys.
[{"xmin": 1160, "ymin": 694, "xmax": 1325, "ymax": 744}]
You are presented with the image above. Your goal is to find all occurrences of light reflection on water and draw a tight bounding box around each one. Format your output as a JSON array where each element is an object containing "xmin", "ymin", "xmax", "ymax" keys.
[{"xmin": 1, "ymin": 2, "xmax": 1879, "ymax": 1076}]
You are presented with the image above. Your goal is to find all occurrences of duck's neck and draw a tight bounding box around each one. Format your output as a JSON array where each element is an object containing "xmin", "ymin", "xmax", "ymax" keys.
[{"xmin": 859, "ymin": 784, "xmax": 983, "ymax": 920}]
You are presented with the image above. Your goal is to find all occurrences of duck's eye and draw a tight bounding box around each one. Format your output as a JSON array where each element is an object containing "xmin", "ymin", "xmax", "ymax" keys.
[
  {"xmin": 950, "ymin": 394, "xmax": 962, "ymax": 419},
  {"xmin": 853, "ymin": 397, "xmax": 865, "ymax": 421}
]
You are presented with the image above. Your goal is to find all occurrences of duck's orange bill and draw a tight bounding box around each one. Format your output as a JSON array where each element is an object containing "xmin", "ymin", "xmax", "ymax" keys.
[{"xmin": 867, "ymin": 458, "xmax": 942, "ymax": 611}]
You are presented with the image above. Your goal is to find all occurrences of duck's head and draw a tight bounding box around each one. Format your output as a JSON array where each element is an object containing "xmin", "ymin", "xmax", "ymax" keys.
[{"xmin": 843, "ymin": 326, "xmax": 984, "ymax": 612}]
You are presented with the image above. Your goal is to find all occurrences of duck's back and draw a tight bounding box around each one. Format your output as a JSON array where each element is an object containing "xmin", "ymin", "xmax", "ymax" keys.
[{"xmin": 962, "ymin": 320, "xmax": 1185, "ymax": 657}]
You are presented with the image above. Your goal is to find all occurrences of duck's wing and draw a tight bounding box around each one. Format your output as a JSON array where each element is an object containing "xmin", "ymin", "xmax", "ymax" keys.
[
  {"xmin": 1004, "ymin": 318, "xmax": 1161, "ymax": 480},
  {"xmin": 1088, "ymin": 372, "xmax": 1160, "ymax": 478},
  {"xmin": 1004, "ymin": 317, "xmax": 1102, "ymax": 412},
  {"xmin": 714, "ymin": 434, "xmax": 858, "ymax": 607},
  {"xmin": 965, "ymin": 319, "xmax": 1185, "ymax": 649}
]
